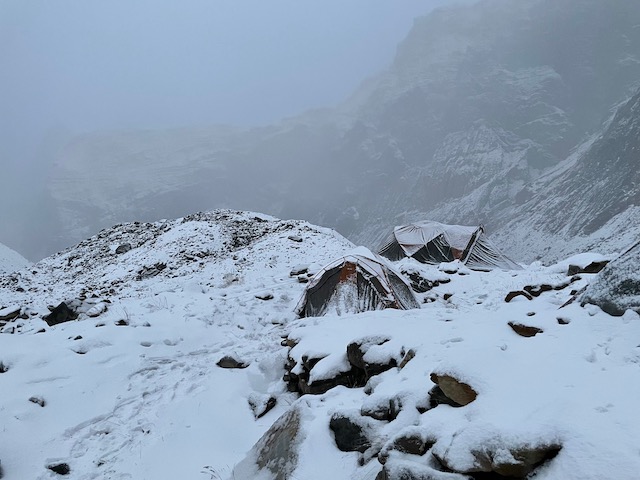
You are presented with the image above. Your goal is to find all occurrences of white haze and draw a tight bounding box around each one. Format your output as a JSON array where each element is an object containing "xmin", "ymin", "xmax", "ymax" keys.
[{"xmin": 0, "ymin": 0, "xmax": 472, "ymax": 260}]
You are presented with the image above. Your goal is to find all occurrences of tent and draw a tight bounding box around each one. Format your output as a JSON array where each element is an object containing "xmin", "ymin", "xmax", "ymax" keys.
[
  {"xmin": 294, "ymin": 247, "xmax": 420, "ymax": 318},
  {"xmin": 378, "ymin": 221, "xmax": 521, "ymax": 271}
]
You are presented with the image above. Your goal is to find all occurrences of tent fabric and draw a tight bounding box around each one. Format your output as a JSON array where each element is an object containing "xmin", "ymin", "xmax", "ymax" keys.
[
  {"xmin": 379, "ymin": 221, "xmax": 521, "ymax": 271},
  {"xmin": 294, "ymin": 247, "xmax": 420, "ymax": 318}
]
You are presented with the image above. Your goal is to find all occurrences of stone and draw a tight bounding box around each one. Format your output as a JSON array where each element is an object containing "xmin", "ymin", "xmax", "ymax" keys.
[
  {"xmin": 581, "ymin": 242, "xmax": 640, "ymax": 316},
  {"xmin": 378, "ymin": 430, "xmax": 436, "ymax": 464},
  {"xmin": 505, "ymin": 291, "xmax": 532, "ymax": 302},
  {"xmin": 508, "ymin": 322, "xmax": 544, "ymax": 337},
  {"xmin": 232, "ymin": 406, "xmax": 304, "ymax": 480},
  {"xmin": 567, "ymin": 260, "xmax": 608, "ymax": 276},
  {"xmin": 376, "ymin": 462, "xmax": 470, "ymax": 480},
  {"xmin": 44, "ymin": 302, "xmax": 78, "ymax": 326},
  {"xmin": 115, "ymin": 243, "xmax": 132, "ymax": 254},
  {"xmin": 435, "ymin": 442, "xmax": 561, "ymax": 479},
  {"xmin": 361, "ymin": 397, "xmax": 402, "ymax": 422},
  {"xmin": 46, "ymin": 463, "xmax": 71, "ymax": 475},
  {"xmin": 288, "ymin": 235, "xmax": 303, "ymax": 243},
  {"xmin": 428, "ymin": 385, "xmax": 463, "ymax": 408},
  {"xmin": 398, "ymin": 349, "xmax": 416, "ymax": 370},
  {"xmin": 29, "ymin": 396, "xmax": 46, "ymax": 407},
  {"xmin": 289, "ymin": 264, "xmax": 309, "ymax": 276},
  {"xmin": 248, "ymin": 393, "xmax": 277, "ymax": 419},
  {"xmin": 0, "ymin": 305, "xmax": 20, "ymax": 321},
  {"xmin": 329, "ymin": 412, "xmax": 373, "ymax": 453},
  {"xmin": 216, "ymin": 355, "xmax": 249, "ymax": 369},
  {"xmin": 346, "ymin": 337, "xmax": 396, "ymax": 380},
  {"xmin": 255, "ymin": 292, "xmax": 274, "ymax": 301},
  {"xmin": 429, "ymin": 373, "xmax": 477, "ymax": 406}
]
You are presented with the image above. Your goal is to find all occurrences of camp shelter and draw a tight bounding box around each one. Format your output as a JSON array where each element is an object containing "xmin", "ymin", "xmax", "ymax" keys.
[
  {"xmin": 378, "ymin": 221, "xmax": 521, "ymax": 271},
  {"xmin": 294, "ymin": 247, "xmax": 420, "ymax": 318}
]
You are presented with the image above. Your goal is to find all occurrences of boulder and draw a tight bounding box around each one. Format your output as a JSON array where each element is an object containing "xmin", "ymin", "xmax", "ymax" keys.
[
  {"xmin": 248, "ymin": 393, "xmax": 277, "ymax": 419},
  {"xmin": 581, "ymin": 241, "xmax": 640, "ymax": 316},
  {"xmin": 0, "ymin": 305, "xmax": 20, "ymax": 322},
  {"xmin": 346, "ymin": 337, "xmax": 397, "ymax": 380},
  {"xmin": 216, "ymin": 355, "xmax": 249, "ymax": 369},
  {"xmin": 508, "ymin": 322, "xmax": 544, "ymax": 337},
  {"xmin": 329, "ymin": 412, "xmax": 374, "ymax": 453},
  {"xmin": 567, "ymin": 260, "xmax": 608, "ymax": 276},
  {"xmin": 376, "ymin": 461, "xmax": 471, "ymax": 480},
  {"xmin": 44, "ymin": 302, "xmax": 78, "ymax": 326},
  {"xmin": 429, "ymin": 373, "xmax": 477, "ymax": 406},
  {"xmin": 378, "ymin": 429, "xmax": 436, "ymax": 465},
  {"xmin": 232, "ymin": 406, "xmax": 304, "ymax": 480},
  {"xmin": 434, "ymin": 442, "xmax": 561, "ymax": 479},
  {"xmin": 115, "ymin": 243, "xmax": 132, "ymax": 254},
  {"xmin": 504, "ymin": 291, "xmax": 532, "ymax": 303},
  {"xmin": 46, "ymin": 462, "xmax": 71, "ymax": 475}
]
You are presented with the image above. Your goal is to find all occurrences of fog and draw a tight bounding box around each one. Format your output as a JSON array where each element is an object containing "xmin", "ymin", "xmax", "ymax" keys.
[{"xmin": 1, "ymin": 0, "xmax": 463, "ymax": 259}]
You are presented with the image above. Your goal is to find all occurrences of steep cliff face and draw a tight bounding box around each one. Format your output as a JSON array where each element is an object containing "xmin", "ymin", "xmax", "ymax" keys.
[
  {"xmin": 492, "ymin": 87, "xmax": 640, "ymax": 262},
  {"xmin": 41, "ymin": 0, "xmax": 640, "ymax": 261}
]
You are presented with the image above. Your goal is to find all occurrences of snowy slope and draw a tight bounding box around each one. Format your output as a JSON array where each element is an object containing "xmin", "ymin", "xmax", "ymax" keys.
[
  {"xmin": 0, "ymin": 242, "xmax": 30, "ymax": 274},
  {"xmin": 1, "ymin": 211, "xmax": 639, "ymax": 480},
  {"xmin": 0, "ymin": 210, "xmax": 354, "ymax": 479}
]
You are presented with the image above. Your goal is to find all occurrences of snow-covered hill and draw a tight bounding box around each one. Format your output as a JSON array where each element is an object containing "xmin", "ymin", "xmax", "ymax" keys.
[
  {"xmin": 0, "ymin": 242, "xmax": 29, "ymax": 274},
  {"xmin": 1, "ymin": 210, "xmax": 639, "ymax": 480}
]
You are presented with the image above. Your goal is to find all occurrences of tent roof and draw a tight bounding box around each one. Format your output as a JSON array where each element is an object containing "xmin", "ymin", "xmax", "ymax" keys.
[
  {"xmin": 392, "ymin": 221, "xmax": 480, "ymax": 257},
  {"xmin": 295, "ymin": 246, "xmax": 418, "ymax": 315}
]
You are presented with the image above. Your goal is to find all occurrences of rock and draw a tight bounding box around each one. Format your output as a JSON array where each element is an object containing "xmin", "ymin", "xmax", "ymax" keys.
[
  {"xmin": 505, "ymin": 291, "xmax": 533, "ymax": 302},
  {"xmin": 376, "ymin": 461, "xmax": 470, "ymax": 480},
  {"xmin": 329, "ymin": 412, "xmax": 374, "ymax": 453},
  {"xmin": 378, "ymin": 429, "xmax": 436, "ymax": 465},
  {"xmin": 523, "ymin": 284, "xmax": 553, "ymax": 297},
  {"xmin": 567, "ymin": 260, "xmax": 608, "ymax": 276},
  {"xmin": 46, "ymin": 463, "xmax": 71, "ymax": 475},
  {"xmin": 255, "ymin": 292, "xmax": 274, "ymax": 301},
  {"xmin": 288, "ymin": 235, "xmax": 303, "ymax": 243},
  {"xmin": 398, "ymin": 349, "xmax": 416, "ymax": 369},
  {"xmin": 401, "ymin": 270, "xmax": 437, "ymax": 293},
  {"xmin": 581, "ymin": 241, "xmax": 640, "ymax": 316},
  {"xmin": 508, "ymin": 322, "xmax": 544, "ymax": 337},
  {"xmin": 0, "ymin": 305, "xmax": 20, "ymax": 321},
  {"xmin": 135, "ymin": 262, "xmax": 166, "ymax": 281},
  {"xmin": 289, "ymin": 264, "xmax": 309, "ymax": 276},
  {"xmin": 248, "ymin": 393, "xmax": 277, "ymax": 419},
  {"xmin": 428, "ymin": 385, "xmax": 463, "ymax": 408},
  {"xmin": 556, "ymin": 316, "xmax": 571, "ymax": 325},
  {"xmin": 0, "ymin": 362, "xmax": 8, "ymax": 373},
  {"xmin": 232, "ymin": 405, "xmax": 304, "ymax": 480},
  {"xmin": 216, "ymin": 355, "xmax": 249, "ymax": 369},
  {"xmin": 86, "ymin": 302, "xmax": 108, "ymax": 317},
  {"xmin": 29, "ymin": 396, "xmax": 46, "ymax": 407},
  {"xmin": 429, "ymin": 373, "xmax": 477, "ymax": 406},
  {"xmin": 115, "ymin": 243, "xmax": 132, "ymax": 254},
  {"xmin": 361, "ymin": 396, "xmax": 402, "ymax": 422},
  {"xmin": 44, "ymin": 302, "xmax": 78, "ymax": 326},
  {"xmin": 346, "ymin": 337, "xmax": 397, "ymax": 380},
  {"xmin": 435, "ymin": 442, "xmax": 561, "ymax": 478}
]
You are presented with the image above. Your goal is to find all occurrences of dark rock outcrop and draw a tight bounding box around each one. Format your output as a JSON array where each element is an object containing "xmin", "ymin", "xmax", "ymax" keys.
[
  {"xmin": 329, "ymin": 412, "xmax": 375, "ymax": 453},
  {"xmin": 44, "ymin": 302, "xmax": 78, "ymax": 326}
]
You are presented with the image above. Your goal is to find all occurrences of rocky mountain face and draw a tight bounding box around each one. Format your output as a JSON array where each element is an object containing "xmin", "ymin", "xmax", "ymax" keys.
[
  {"xmin": 31, "ymin": 0, "xmax": 640, "ymax": 262},
  {"xmin": 492, "ymin": 87, "xmax": 640, "ymax": 262}
]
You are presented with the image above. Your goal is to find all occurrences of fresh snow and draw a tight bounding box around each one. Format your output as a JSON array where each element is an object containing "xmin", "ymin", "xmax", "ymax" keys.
[
  {"xmin": 1, "ymin": 210, "xmax": 639, "ymax": 480},
  {"xmin": 0, "ymin": 242, "xmax": 30, "ymax": 274}
]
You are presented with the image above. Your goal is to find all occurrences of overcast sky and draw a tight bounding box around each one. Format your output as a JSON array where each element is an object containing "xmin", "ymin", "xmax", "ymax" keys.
[{"xmin": 0, "ymin": 1, "xmax": 468, "ymax": 166}]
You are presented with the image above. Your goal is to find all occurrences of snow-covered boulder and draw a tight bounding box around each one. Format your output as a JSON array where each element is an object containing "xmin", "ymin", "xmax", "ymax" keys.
[{"xmin": 581, "ymin": 241, "xmax": 640, "ymax": 316}]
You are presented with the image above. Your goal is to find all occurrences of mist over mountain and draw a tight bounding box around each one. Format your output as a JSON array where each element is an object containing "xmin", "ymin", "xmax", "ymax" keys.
[{"xmin": 15, "ymin": 0, "xmax": 640, "ymax": 261}]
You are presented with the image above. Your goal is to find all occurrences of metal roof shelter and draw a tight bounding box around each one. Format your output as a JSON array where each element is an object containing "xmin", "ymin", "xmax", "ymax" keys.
[
  {"xmin": 378, "ymin": 221, "xmax": 521, "ymax": 271},
  {"xmin": 294, "ymin": 247, "xmax": 420, "ymax": 318}
]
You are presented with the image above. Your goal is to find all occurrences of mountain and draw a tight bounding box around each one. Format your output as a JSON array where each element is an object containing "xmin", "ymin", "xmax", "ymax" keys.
[
  {"xmin": 1, "ymin": 210, "xmax": 639, "ymax": 479},
  {"xmin": 0, "ymin": 242, "xmax": 30, "ymax": 274},
  {"xmin": 26, "ymin": 0, "xmax": 640, "ymax": 262},
  {"xmin": 493, "ymin": 87, "xmax": 640, "ymax": 262}
]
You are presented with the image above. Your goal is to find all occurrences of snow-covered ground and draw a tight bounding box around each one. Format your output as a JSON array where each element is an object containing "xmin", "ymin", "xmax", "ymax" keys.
[
  {"xmin": 0, "ymin": 242, "xmax": 30, "ymax": 274},
  {"xmin": 0, "ymin": 211, "xmax": 638, "ymax": 480}
]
